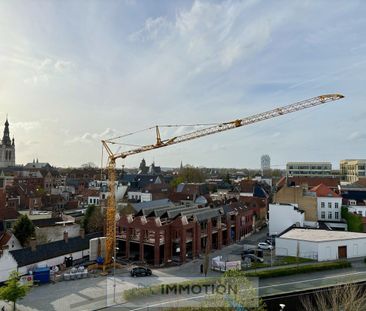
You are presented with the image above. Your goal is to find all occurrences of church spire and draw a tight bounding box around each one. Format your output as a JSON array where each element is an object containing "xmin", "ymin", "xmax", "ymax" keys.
[{"xmin": 2, "ymin": 117, "xmax": 11, "ymax": 146}]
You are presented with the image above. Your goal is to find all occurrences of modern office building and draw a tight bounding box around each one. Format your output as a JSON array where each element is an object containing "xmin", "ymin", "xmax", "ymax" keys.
[
  {"xmin": 340, "ymin": 159, "xmax": 366, "ymax": 183},
  {"xmin": 286, "ymin": 162, "xmax": 332, "ymax": 177}
]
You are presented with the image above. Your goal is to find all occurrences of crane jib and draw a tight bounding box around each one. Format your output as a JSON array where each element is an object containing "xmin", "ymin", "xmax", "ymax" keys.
[{"xmin": 109, "ymin": 93, "xmax": 344, "ymax": 161}]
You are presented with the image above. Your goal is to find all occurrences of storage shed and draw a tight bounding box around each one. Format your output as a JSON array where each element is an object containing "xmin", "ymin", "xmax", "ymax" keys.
[{"xmin": 275, "ymin": 228, "xmax": 366, "ymax": 261}]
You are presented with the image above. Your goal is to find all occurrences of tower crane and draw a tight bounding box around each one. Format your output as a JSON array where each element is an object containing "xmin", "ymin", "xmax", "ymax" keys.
[{"xmin": 101, "ymin": 93, "xmax": 344, "ymax": 266}]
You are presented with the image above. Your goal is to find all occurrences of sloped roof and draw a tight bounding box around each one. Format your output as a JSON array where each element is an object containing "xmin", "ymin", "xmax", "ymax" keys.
[
  {"xmin": 277, "ymin": 176, "xmax": 340, "ymax": 189},
  {"xmin": 194, "ymin": 208, "xmax": 223, "ymax": 222},
  {"xmin": 310, "ymin": 183, "xmax": 341, "ymax": 198},
  {"xmin": 132, "ymin": 199, "xmax": 174, "ymax": 213},
  {"xmin": 10, "ymin": 232, "xmax": 101, "ymax": 267},
  {"xmin": 0, "ymin": 231, "xmax": 12, "ymax": 247}
]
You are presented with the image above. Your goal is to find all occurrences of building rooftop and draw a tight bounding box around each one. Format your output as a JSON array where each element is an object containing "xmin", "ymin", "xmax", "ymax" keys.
[
  {"xmin": 279, "ymin": 228, "xmax": 366, "ymax": 242},
  {"xmin": 10, "ymin": 232, "xmax": 101, "ymax": 267},
  {"xmin": 310, "ymin": 183, "xmax": 341, "ymax": 198}
]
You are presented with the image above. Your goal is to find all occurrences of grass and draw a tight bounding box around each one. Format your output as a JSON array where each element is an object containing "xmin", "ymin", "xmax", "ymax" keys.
[
  {"xmin": 278, "ymin": 256, "xmax": 314, "ymax": 264},
  {"xmin": 245, "ymin": 260, "xmax": 351, "ymax": 278},
  {"xmin": 244, "ymin": 256, "xmax": 314, "ymax": 270}
]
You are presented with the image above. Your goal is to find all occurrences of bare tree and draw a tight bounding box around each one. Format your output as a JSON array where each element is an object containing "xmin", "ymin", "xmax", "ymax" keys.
[{"xmin": 301, "ymin": 283, "xmax": 366, "ymax": 311}]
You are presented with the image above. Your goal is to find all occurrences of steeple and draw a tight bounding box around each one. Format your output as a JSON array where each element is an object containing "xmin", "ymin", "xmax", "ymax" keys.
[{"xmin": 2, "ymin": 117, "xmax": 11, "ymax": 146}]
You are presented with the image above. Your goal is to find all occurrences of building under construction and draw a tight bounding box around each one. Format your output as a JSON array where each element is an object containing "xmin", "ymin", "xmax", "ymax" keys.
[{"xmin": 117, "ymin": 201, "xmax": 257, "ymax": 266}]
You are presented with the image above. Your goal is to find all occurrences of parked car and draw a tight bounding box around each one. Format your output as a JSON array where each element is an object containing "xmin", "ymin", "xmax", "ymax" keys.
[
  {"xmin": 242, "ymin": 248, "xmax": 264, "ymax": 258},
  {"xmin": 265, "ymin": 239, "xmax": 275, "ymax": 246},
  {"xmin": 241, "ymin": 254, "xmax": 264, "ymax": 263},
  {"xmin": 130, "ymin": 267, "xmax": 152, "ymax": 277},
  {"xmin": 258, "ymin": 242, "xmax": 273, "ymax": 250},
  {"xmin": 242, "ymin": 249, "xmax": 256, "ymax": 255}
]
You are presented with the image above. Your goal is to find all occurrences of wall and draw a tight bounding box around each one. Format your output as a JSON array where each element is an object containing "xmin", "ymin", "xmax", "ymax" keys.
[
  {"xmin": 36, "ymin": 224, "xmax": 81, "ymax": 244},
  {"xmin": 317, "ymin": 239, "xmax": 366, "ymax": 261},
  {"xmin": 317, "ymin": 197, "xmax": 342, "ymax": 222},
  {"xmin": 274, "ymin": 186, "xmax": 318, "ymax": 223},
  {"xmin": 0, "ymin": 251, "xmax": 18, "ymax": 282},
  {"xmin": 276, "ymin": 237, "xmax": 366, "ymax": 261},
  {"xmin": 5, "ymin": 235, "xmax": 22, "ymax": 251},
  {"xmin": 18, "ymin": 249, "xmax": 90, "ymax": 276},
  {"xmin": 269, "ymin": 203, "xmax": 304, "ymax": 236}
]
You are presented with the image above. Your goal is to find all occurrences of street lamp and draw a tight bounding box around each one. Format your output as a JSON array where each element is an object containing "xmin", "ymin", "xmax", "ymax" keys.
[
  {"xmin": 270, "ymin": 232, "xmax": 277, "ymax": 267},
  {"xmin": 113, "ymin": 212, "xmax": 120, "ymax": 303}
]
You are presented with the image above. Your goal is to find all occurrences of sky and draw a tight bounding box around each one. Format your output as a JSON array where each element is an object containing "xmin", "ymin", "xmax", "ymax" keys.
[{"xmin": 0, "ymin": 0, "xmax": 365, "ymax": 169}]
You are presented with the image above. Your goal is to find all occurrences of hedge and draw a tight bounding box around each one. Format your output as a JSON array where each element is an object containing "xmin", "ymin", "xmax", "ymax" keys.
[{"xmin": 245, "ymin": 261, "xmax": 351, "ymax": 278}]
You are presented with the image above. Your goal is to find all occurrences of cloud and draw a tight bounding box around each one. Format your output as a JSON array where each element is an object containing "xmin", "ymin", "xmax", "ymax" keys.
[
  {"xmin": 23, "ymin": 57, "xmax": 75, "ymax": 84},
  {"xmin": 348, "ymin": 131, "xmax": 366, "ymax": 141},
  {"xmin": 129, "ymin": 0, "xmax": 283, "ymax": 73},
  {"xmin": 12, "ymin": 121, "xmax": 41, "ymax": 131},
  {"xmin": 65, "ymin": 128, "xmax": 121, "ymax": 144}
]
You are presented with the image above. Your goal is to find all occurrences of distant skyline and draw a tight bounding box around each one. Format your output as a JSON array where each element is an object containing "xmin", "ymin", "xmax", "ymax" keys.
[{"xmin": 1, "ymin": 1, "xmax": 365, "ymax": 169}]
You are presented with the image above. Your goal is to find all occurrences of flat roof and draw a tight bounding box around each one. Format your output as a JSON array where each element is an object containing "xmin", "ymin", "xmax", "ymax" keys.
[{"xmin": 279, "ymin": 228, "xmax": 366, "ymax": 242}]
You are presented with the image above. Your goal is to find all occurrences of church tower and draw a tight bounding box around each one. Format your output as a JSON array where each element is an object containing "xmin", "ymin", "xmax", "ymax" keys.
[{"xmin": 0, "ymin": 117, "xmax": 15, "ymax": 168}]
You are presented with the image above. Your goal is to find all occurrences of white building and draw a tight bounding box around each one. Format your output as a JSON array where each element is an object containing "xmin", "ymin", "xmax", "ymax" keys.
[
  {"xmin": 268, "ymin": 203, "xmax": 304, "ymax": 236},
  {"xmin": 276, "ymin": 228, "xmax": 366, "ymax": 261},
  {"xmin": 347, "ymin": 202, "xmax": 366, "ymax": 217},
  {"xmin": 286, "ymin": 162, "xmax": 332, "ymax": 177},
  {"xmin": 309, "ymin": 184, "xmax": 343, "ymax": 223},
  {"xmin": 0, "ymin": 232, "xmax": 99, "ymax": 282},
  {"xmin": 127, "ymin": 191, "xmax": 152, "ymax": 202}
]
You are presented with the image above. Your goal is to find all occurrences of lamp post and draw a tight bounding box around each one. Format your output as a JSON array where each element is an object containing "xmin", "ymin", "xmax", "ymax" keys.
[
  {"xmin": 113, "ymin": 212, "xmax": 120, "ymax": 303},
  {"xmin": 270, "ymin": 232, "xmax": 277, "ymax": 267}
]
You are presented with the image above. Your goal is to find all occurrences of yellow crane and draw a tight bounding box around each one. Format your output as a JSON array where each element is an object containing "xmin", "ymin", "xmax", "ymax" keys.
[{"xmin": 101, "ymin": 93, "xmax": 344, "ymax": 266}]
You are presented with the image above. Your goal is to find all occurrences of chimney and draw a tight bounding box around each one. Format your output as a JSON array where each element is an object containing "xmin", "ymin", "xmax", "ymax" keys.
[
  {"xmin": 63, "ymin": 231, "xmax": 69, "ymax": 243},
  {"xmin": 30, "ymin": 238, "xmax": 36, "ymax": 252},
  {"xmin": 79, "ymin": 228, "xmax": 85, "ymax": 239}
]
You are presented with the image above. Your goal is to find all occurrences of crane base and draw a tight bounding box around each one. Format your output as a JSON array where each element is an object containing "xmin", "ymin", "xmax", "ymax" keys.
[{"xmin": 88, "ymin": 262, "xmax": 124, "ymax": 275}]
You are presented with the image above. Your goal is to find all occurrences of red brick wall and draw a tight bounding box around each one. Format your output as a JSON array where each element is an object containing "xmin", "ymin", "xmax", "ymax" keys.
[{"xmin": 0, "ymin": 189, "xmax": 6, "ymax": 209}]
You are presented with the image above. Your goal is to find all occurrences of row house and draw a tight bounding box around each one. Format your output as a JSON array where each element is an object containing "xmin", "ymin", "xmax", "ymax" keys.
[{"xmin": 117, "ymin": 202, "xmax": 255, "ymax": 267}]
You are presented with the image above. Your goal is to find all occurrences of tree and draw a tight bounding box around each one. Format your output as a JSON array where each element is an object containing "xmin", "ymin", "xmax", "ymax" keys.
[
  {"xmin": 201, "ymin": 270, "xmax": 266, "ymax": 310},
  {"xmin": 301, "ymin": 283, "xmax": 366, "ymax": 311},
  {"xmin": 0, "ymin": 271, "xmax": 30, "ymax": 311},
  {"xmin": 82, "ymin": 205, "xmax": 104, "ymax": 233},
  {"xmin": 81, "ymin": 162, "xmax": 97, "ymax": 168},
  {"xmin": 170, "ymin": 167, "xmax": 206, "ymax": 188},
  {"xmin": 13, "ymin": 215, "xmax": 35, "ymax": 247}
]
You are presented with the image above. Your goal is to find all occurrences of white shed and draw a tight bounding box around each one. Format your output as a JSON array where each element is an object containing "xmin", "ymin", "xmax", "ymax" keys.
[{"xmin": 276, "ymin": 228, "xmax": 366, "ymax": 261}]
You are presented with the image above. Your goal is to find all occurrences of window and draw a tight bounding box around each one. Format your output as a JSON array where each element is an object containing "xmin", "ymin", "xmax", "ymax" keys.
[
  {"xmin": 335, "ymin": 202, "xmax": 339, "ymax": 209},
  {"xmin": 335, "ymin": 212, "xmax": 339, "ymax": 219},
  {"xmin": 328, "ymin": 202, "xmax": 332, "ymax": 208},
  {"xmin": 328, "ymin": 211, "xmax": 332, "ymax": 219},
  {"xmin": 321, "ymin": 202, "xmax": 325, "ymax": 208},
  {"xmin": 321, "ymin": 211, "xmax": 325, "ymax": 219}
]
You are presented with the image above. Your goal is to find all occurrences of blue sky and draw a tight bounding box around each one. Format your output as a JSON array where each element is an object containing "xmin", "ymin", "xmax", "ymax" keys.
[{"xmin": 0, "ymin": 0, "xmax": 365, "ymax": 169}]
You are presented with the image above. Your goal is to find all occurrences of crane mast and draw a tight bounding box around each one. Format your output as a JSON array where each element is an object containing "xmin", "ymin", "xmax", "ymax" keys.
[{"xmin": 102, "ymin": 93, "xmax": 344, "ymax": 266}]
